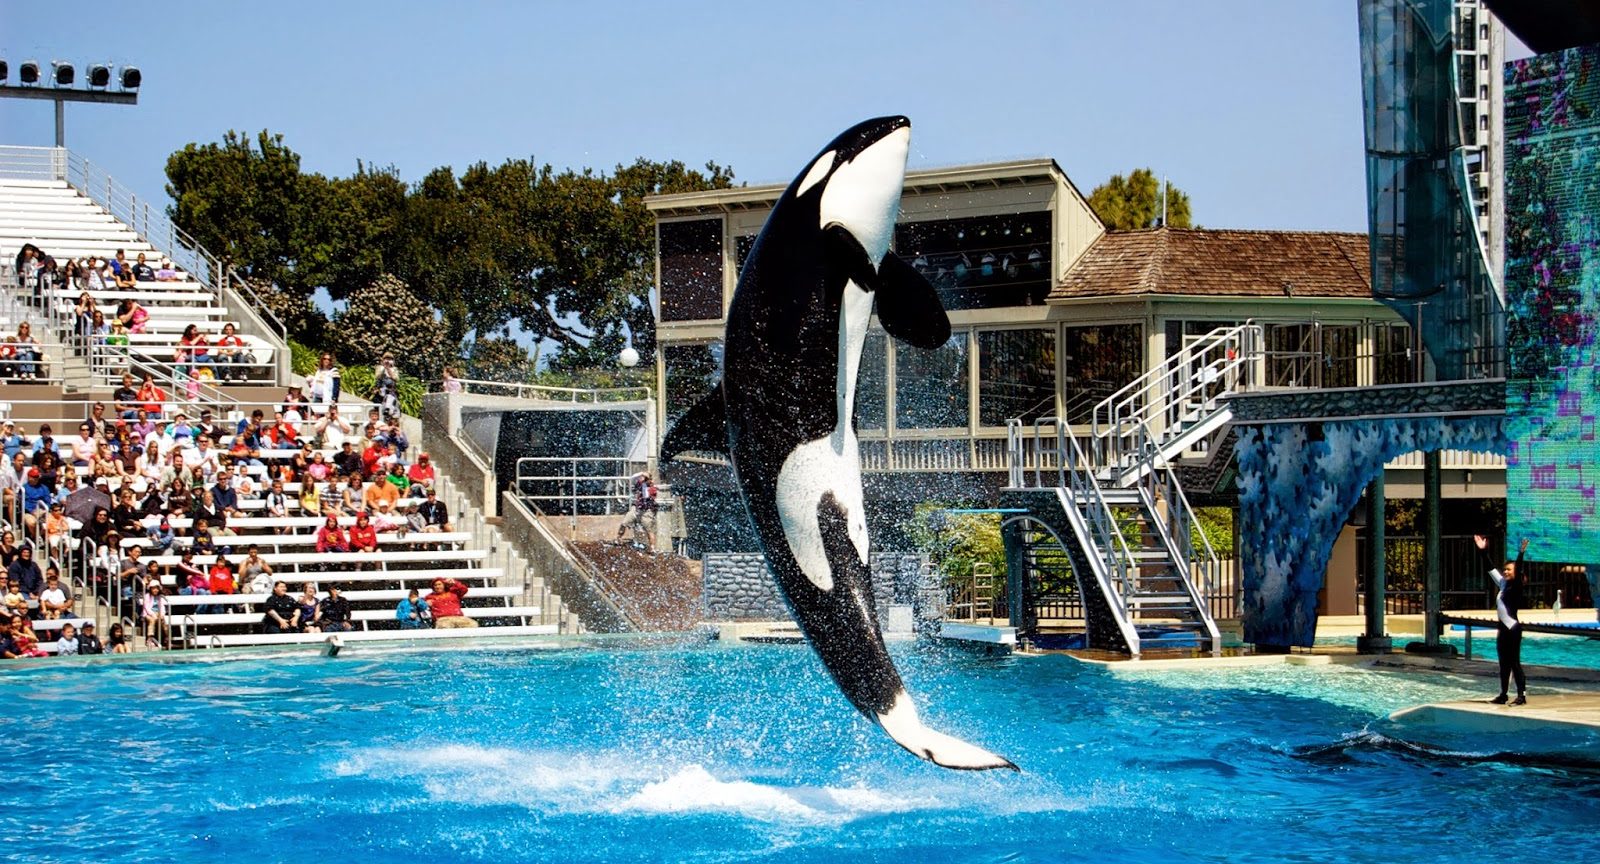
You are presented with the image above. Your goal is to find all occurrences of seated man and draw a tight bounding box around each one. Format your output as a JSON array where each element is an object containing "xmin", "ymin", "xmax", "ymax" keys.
[
  {"xmin": 424, "ymin": 578, "xmax": 476, "ymax": 629},
  {"xmin": 362, "ymin": 473, "xmax": 401, "ymax": 514},
  {"xmin": 406, "ymin": 451, "xmax": 436, "ymax": 490},
  {"xmin": 113, "ymin": 371, "xmax": 141, "ymax": 420},
  {"xmin": 319, "ymin": 584, "xmax": 353, "ymax": 633},
  {"xmin": 418, "ymin": 488, "xmax": 452, "ymax": 533}
]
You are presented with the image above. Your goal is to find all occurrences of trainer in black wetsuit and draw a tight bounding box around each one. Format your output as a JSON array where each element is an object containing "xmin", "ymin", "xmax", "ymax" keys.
[{"xmin": 1474, "ymin": 534, "xmax": 1529, "ymax": 705}]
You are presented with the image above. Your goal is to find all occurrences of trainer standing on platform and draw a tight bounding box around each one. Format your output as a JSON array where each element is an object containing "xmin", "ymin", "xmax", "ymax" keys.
[{"xmin": 1474, "ymin": 534, "xmax": 1529, "ymax": 705}]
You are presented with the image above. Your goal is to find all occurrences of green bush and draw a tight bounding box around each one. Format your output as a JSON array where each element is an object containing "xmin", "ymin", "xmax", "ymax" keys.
[
  {"xmin": 903, "ymin": 502, "xmax": 1006, "ymax": 584},
  {"xmin": 287, "ymin": 338, "xmax": 424, "ymax": 417}
]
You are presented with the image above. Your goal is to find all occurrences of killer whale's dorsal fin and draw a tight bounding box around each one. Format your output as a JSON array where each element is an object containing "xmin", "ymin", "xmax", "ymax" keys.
[
  {"xmin": 874, "ymin": 252, "xmax": 950, "ymax": 350},
  {"xmin": 660, "ymin": 380, "xmax": 729, "ymax": 461}
]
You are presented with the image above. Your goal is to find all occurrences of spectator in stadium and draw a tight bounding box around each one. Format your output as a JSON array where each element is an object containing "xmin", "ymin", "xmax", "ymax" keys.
[
  {"xmin": 441, "ymin": 366, "xmax": 463, "ymax": 394},
  {"xmin": 419, "ymin": 488, "xmax": 452, "ymax": 533},
  {"xmin": 110, "ymin": 250, "xmax": 129, "ymax": 279},
  {"xmin": 163, "ymin": 479, "xmax": 191, "ymax": 517},
  {"xmin": 208, "ymin": 557, "xmax": 237, "ymax": 610},
  {"xmin": 407, "ymin": 452, "xmax": 436, "ymax": 491},
  {"xmin": 175, "ymin": 548, "xmax": 209, "ymax": 598},
  {"xmin": 142, "ymin": 582, "xmax": 171, "ymax": 648},
  {"xmin": 43, "ymin": 503, "xmax": 72, "ymax": 555},
  {"xmin": 61, "ymin": 258, "xmax": 83, "ymax": 290},
  {"xmin": 74, "ymin": 291, "xmax": 97, "ymax": 347},
  {"xmin": 136, "ymin": 372, "xmax": 166, "ymax": 416},
  {"xmin": 38, "ymin": 569, "xmax": 72, "ymax": 620},
  {"xmin": 213, "ymin": 323, "xmax": 249, "ymax": 382},
  {"xmin": 77, "ymin": 621, "xmax": 103, "ymax": 655},
  {"xmin": 113, "ymin": 253, "xmax": 137, "ymax": 290},
  {"xmin": 266, "ymin": 415, "xmax": 300, "ymax": 450},
  {"xmin": 363, "ymin": 471, "xmax": 402, "ymax": 514},
  {"xmin": 241, "ymin": 546, "xmax": 273, "ymax": 594},
  {"xmin": 0, "ymin": 531, "xmax": 20, "ymax": 569},
  {"xmin": 1, "ymin": 423, "xmax": 23, "ymax": 461},
  {"xmin": 12, "ymin": 322, "xmax": 43, "ymax": 379},
  {"xmin": 196, "ymin": 409, "xmax": 222, "ymax": 444},
  {"xmin": 0, "ymin": 450, "xmax": 23, "ymax": 514},
  {"xmin": 349, "ymin": 512, "xmax": 379, "ymax": 560},
  {"xmin": 259, "ymin": 581, "xmax": 299, "ymax": 634},
  {"xmin": 188, "ymin": 519, "xmax": 217, "ymax": 557},
  {"xmin": 263, "ymin": 479, "xmax": 290, "ymax": 528},
  {"xmin": 2, "ymin": 577, "xmax": 26, "ymax": 621},
  {"xmin": 146, "ymin": 516, "xmax": 174, "ymax": 554},
  {"xmin": 315, "ymin": 514, "xmax": 348, "ymax": 554},
  {"xmin": 8, "ymin": 545, "xmax": 43, "ymax": 602},
  {"xmin": 83, "ymin": 256, "xmax": 106, "ymax": 291},
  {"xmin": 320, "ymin": 584, "xmax": 352, "ymax": 633},
  {"xmin": 297, "ymin": 583, "xmax": 322, "ymax": 633},
  {"xmin": 307, "ymin": 352, "xmax": 341, "ymax": 407},
  {"xmin": 118, "ymin": 544, "xmax": 149, "ymax": 603},
  {"xmin": 55, "ymin": 621, "xmax": 80, "ymax": 656},
  {"xmin": 425, "ymin": 578, "xmax": 475, "ymax": 628},
  {"xmin": 176, "ymin": 324, "xmax": 208, "ymax": 376},
  {"xmin": 339, "ymin": 474, "xmax": 365, "ymax": 514},
  {"xmin": 361, "ymin": 434, "xmax": 390, "ymax": 478},
  {"xmin": 184, "ymin": 435, "xmax": 223, "ymax": 486},
  {"xmin": 132, "ymin": 409, "xmax": 156, "ymax": 443},
  {"xmin": 313, "ymin": 405, "xmax": 351, "ymax": 449},
  {"xmin": 107, "ymin": 622, "xmax": 131, "ymax": 653},
  {"xmin": 21, "ymin": 468, "xmax": 53, "ymax": 532},
  {"xmin": 211, "ymin": 473, "xmax": 243, "ymax": 522},
  {"xmin": 318, "ymin": 476, "xmax": 343, "ymax": 516},
  {"xmin": 71, "ymin": 421, "xmax": 97, "ymax": 467},
  {"xmin": 154, "ymin": 259, "xmax": 178, "ymax": 282},
  {"xmin": 333, "ymin": 441, "xmax": 362, "ymax": 478},
  {"xmin": 298, "ymin": 479, "xmax": 321, "ymax": 517},
  {"xmin": 31, "ymin": 424, "xmax": 57, "ymax": 466},
  {"xmin": 280, "ymin": 384, "xmax": 308, "ymax": 420},
  {"xmin": 396, "ymin": 588, "xmax": 431, "ymax": 629},
  {"xmin": 9, "ymin": 615, "xmax": 47, "ymax": 657},
  {"xmin": 374, "ymin": 354, "xmax": 401, "ymax": 419},
  {"xmin": 615, "ymin": 471, "xmax": 658, "ymax": 551},
  {"xmin": 78, "ymin": 507, "xmax": 113, "ymax": 563},
  {"xmin": 403, "ymin": 502, "xmax": 426, "ymax": 537},
  {"xmin": 33, "ymin": 450, "xmax": 61, "ymax": 496},
  {"xmin": 115, "ymin": 297, "xmax": 148, "ymax": 334},
  {"xmin": 133, "ymin": 253, "xmax": 154, "ymax": 282},
  {"xmin": 384, "ymin": 461, "xmax": 412, "ymax": 498}
]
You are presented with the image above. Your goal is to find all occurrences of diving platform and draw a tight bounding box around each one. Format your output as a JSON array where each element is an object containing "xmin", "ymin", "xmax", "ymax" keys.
[{"xmin": 1387, "ymin": 693, "xmax": 1600, "ymax": 757}]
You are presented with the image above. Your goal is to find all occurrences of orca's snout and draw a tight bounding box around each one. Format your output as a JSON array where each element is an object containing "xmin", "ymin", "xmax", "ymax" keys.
[{"xmin": 828, "ymin": 116, "xmax": 912, "ymax": 163}]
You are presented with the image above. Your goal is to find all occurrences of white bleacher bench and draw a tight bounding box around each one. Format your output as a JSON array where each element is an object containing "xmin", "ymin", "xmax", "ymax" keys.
[
  {"xmin": 197, "ymin": 624, "xmax": 558, "ymax": 648},
  {"xmin": 165, "ymin": 604, "xmax": 536, "ymax": 629},
  {"xmin": 158, "ymin": 566, "xmax": 502, "ymax": 595},
  {"xmin": 162, "ymin": 582, "xmax": 515, "ymax": 607},
  {"xmin": 123, "ymin": 531, "xmax": 471, "ymax": 550},
  {"xmin": 142, "ymin": 548, "xmax": 486, "ymax": 568}
]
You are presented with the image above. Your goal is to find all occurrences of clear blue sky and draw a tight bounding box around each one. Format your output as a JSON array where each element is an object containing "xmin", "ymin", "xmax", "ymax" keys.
[{"xmin": 0, "ymin": 1, "xmax": 1531, "ymax": 232}]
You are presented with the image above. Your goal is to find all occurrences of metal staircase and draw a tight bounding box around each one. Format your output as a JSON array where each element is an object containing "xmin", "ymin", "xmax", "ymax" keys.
[{"xmin": 996, "ymin": 323, "xmax": 1271, "ymax": 655}]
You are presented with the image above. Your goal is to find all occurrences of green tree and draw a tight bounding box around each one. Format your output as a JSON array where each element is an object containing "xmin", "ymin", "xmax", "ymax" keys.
[
  {"xmin": 326, "ymin": 274, "xmax": 454, "ymax": 380},
  {"xmin": 165, "ymin": 130, "xmax": 305, "ymax": 290},
  {"xmin": 1088, "ymin": 168, "xmax": 1193, "ymax": 231},
  {"xmin": 904, "ymin": 502, "xmax": 1007, "ymax": 584}
]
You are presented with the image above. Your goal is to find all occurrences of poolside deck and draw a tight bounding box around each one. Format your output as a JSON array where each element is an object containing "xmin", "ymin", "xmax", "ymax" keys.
[{"xmin": 1387, "ymin": 693, "xmax": 1600, "ymax": 758}]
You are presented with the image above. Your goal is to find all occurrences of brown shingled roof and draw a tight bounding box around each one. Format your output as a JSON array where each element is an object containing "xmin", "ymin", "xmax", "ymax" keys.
[{"xmin": 1051, "ymin": 227, "xmax": 1371, "ymax": 301}]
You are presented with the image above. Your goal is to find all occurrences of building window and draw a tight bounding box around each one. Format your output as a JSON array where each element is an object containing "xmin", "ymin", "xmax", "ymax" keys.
[
  {"xmin": 659, "ymin": 219, "xmax": 724, "ymax": 322},
  {"xmin": 1061, "ymin": 324, "xmax": 1143, "ymax": 424},
  {"xmin": 662, "ymin": 341, "xmax": 724, "ymax": 430},
  {"xmin": 1322, "ymin": 325, "xmax": 1360, "ymax": 388},
  {"xmin": 978, "ymin": 329, "xmax": 1057, "ymax": 426},
  {"xmin": 858, "ymin": 331, "xmax": 887, "ymax": 430},
  {"xmin": 1373, "ymin": 323, "xmax": 1417, "ymax": 385},
  {"xmin": 895, "ymin": 211, "xmax": 1052, "ymax": 310},
  {"xmin": 735, "ymin": 234, "xmax": 757, "ymax": 277},
  {"xmin": 895, "ymin": 331, "xmax": 970, "ymax": 430}
]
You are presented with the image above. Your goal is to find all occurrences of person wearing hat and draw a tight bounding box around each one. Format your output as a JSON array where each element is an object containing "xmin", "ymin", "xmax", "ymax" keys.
[
  {"xmin": 21, "ymin": 467, "xmax": 53, "ymax": 532},
  {"xmin": 0, "ymin": 421, "xmax": 23, "ymax": 461},
  {"xmin": 418, "ymin": 487, "xmax": 451, "ymax": 533},
  {"xmin": 615, "ymin": 471, "xmax": 658, "ymax": 552},
  {"xmin": 7, "ymin": 545, "xmax": 43, "ymax": 601},
  {"xmin": 407, "ymin": 452, "xmax": 435, "ymax": 490},
  {"xmin": 77, "ymin": 620, "xmax": 103, "ymax": 655}
]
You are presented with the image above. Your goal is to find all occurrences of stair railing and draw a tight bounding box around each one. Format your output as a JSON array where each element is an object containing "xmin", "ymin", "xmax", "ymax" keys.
[
  {"xmin": 1090, "ymin": 322, "xmax": 1263, "ymax": 474},
  {"xmin": 1030, "ymin": 416, "xmax": 1137, "ymax": 604},
  {"xmin": 1128, "ymin": 417, "xmax": 1223, "ymax": 646}
]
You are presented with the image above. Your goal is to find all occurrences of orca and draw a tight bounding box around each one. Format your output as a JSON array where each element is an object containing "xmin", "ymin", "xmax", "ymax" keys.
[{"xmin": 663, "ymin": 116, "xmax": 1016, "ymax": 771}]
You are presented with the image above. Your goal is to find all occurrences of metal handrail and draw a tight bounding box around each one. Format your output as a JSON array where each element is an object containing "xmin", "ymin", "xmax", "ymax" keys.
[
  {"xmin": 1026, "ymin": 416, "xmax": 1136, "ymax": 608},
  {"xmin": 1129, "ymin": 417, "xmax": 1223, "ymax": 616},
  {"xmin": 0, "ymin": 146, "xmax": 288, "ymax": 354},
  {"xmin": 442, "ymin": 376, "xmax": 651, "ymax": 404}
]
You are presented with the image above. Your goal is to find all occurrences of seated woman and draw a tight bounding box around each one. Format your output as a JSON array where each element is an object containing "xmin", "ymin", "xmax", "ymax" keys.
[
  {"xmin": 154, "ymin": 260, "xmax": 178, "ymax": 282},
  {"xmin": 136, "ymin": 373, "xmax": 166, "ymax": 416},
  {"xmin": 348, "ymin": 511, "xmax": 379, "ymax": 566},
  {"xmin": 74, "ymin": 291, "xmax": 96, "ymax": 347},
  {"xmin": 213, "ymin": 323, "xmax": 250, "ymax": 383},
  {"xmin": 176, "ymin": 324, "xmax": 209, "ymax": 376},
  {"xmin": 113, "ymin": 259, "xmax": 137, "ymax": 289},
  {"xmin": 12, "ymin": 322, "xmax": 42, "ymax": 380},
  {"xmin": 297, "ymin": 583, "xmax": 322, "ymax": 634},
  {"xmin": 115, "ymin": 297, "xmax": 148, "ymax": 334}
]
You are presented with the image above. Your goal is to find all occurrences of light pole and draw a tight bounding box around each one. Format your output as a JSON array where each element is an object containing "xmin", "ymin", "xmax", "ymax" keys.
[{"xmin": 0, "ymin": 60, "xmax": 141, "ymax": 148}]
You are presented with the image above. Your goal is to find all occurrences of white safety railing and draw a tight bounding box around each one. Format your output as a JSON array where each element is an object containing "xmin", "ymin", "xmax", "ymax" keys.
[{"xmin": 443, "ymin": 376, "xmax": 651, "ymax": 404}]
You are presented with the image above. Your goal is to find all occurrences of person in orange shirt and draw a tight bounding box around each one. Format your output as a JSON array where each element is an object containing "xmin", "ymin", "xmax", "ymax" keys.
[{"xmin": 362, "ymin": 473, "xmax": 401, "ymax": 513}]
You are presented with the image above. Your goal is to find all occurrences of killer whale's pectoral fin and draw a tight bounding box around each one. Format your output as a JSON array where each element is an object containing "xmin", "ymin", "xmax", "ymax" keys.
[
  {"xmin": 874, "ymin": 252, "xmax": 950, "ymax": 350},
  {"xmin": 660, "ymin": 380, "xmax": 729, "ymax": 462}
]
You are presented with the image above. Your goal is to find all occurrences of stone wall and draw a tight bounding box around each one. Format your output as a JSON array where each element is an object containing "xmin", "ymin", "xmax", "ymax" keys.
[{"xmin": 703, "ymin": 551, "xmax": 934, "ymax": 629}]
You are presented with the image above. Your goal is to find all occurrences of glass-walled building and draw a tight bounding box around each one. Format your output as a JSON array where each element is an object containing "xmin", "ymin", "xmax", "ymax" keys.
[{"xmin": 645, "ymin": 159, "xmax": 1504, "ymax": 550}]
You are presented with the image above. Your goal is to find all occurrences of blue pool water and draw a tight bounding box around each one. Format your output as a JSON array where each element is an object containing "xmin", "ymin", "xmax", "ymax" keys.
[
  {"xmin": 7, "ymin": 640, "xmax": 1600, "ymax": 864},
  {"xmin": 1315, "ymin": 628, "xmax": 1600, "ymax": 668}
]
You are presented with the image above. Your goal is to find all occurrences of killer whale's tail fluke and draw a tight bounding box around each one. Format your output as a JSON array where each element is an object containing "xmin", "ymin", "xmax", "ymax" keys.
[{"xmin": 876, "ymin": 693, "xmax": 1019, "ymax": 772}]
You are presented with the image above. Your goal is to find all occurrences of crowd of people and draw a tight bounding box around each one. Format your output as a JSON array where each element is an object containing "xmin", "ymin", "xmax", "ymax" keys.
[{"xmin": 0, "ymin": 377, "xmax": 461, "ymax": 656}]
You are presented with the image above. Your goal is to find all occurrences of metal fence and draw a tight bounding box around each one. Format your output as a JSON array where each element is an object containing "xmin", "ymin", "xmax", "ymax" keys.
[{"xmin": 1356, "ymin": 533, "xmax": 1593, "ymax": 614}]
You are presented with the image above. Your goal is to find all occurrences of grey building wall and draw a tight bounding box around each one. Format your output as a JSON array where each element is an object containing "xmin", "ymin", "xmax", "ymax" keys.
[{"xmin": 703, "ymin": 551, "xmax": 937, "ymax": 632}]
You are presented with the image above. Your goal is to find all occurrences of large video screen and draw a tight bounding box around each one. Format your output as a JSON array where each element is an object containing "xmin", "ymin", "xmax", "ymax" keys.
[{"xmin": 1504, "ymin": 47, "xmax": 1600, "ymax": 565}]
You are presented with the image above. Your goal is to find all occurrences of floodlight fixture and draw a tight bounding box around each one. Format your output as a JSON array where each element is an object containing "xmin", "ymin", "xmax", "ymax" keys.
[
  {"xmin": 19, "ymin": 61, "xmax": 39, "ymax": 85},
  {"xmin": 52, "ymin": 62, "xmax": 74, "ymax": 87},
  {"xmin": 88, "ymin": 64, "xmax": 111, "ymax": 89},
  {"xmin": 120, "ymin": 66, "xmax": 141, "ymax": 91}
]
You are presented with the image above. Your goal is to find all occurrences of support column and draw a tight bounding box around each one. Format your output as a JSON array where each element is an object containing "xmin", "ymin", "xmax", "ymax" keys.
[
  {"xmin": 1407, "ymin": 450, "xmax": 1455, "ymax": 655},
  {"xmin": 1357, "ymin": 475, "xmax": 1391, "ymax": 653},
  {"xmin": 55, "ymin": 99, "xmax": 66, "ymax": 148},
  {"xmin": 1003, "ymin": 520, "xmax": 1026, "ymax": 632}
]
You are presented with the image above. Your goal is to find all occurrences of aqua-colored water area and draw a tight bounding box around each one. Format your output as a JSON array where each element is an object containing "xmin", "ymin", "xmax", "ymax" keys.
[
  {"xmin": 1315, "ymin": 628, "xmax": 1600, "ymax": 669},
  {"xmin": 7, "ymin": 641, "xmax": 1600, "ymax": 864}
]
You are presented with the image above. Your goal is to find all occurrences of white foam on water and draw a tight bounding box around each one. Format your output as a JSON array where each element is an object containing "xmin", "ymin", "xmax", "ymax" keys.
[{"xmin": 335, "ymin": 743, "xmax": 1082, "ymax": 826}]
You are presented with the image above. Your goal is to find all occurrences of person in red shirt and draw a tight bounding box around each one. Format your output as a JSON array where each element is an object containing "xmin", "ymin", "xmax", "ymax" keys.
[
  {"xmin": 208, "ymin": 558, "xmax": 238, "ymax": 611},
  {"xmin": 213, "ymin": 322, "xmax": 249, "ymax": 383},
  {"xmin": 315, "ymin": 514, "xmax": 348, "ymax": 554},
  {"xmin": 425, "ymin": 578, "xmax": 475, "ymax": 628},
  {"xmin": 348, "ymin": 511, "xmax": 379, "ymax": 570},
  {"xmin": 406, "ymin": 452, "xmax": 436, "ymax": 489},
  {"xmin": 361, "ymin": 437, "xmax": 389, "ymax": 478},
  {"xmin": 267, "ymin": 416, "xmax": 299, "ymax": 449}
]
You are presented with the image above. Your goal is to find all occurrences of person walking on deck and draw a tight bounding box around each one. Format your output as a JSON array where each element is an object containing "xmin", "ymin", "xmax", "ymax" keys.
[{"xmin": 1474, "ymin": 534, "xmax": 1530, "ymax": 705}]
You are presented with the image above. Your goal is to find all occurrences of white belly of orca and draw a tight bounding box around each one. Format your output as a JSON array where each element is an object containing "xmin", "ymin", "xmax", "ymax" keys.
[{"xmin": 775, "ymin": 430, "xmax": 866, "ymax": 593}]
